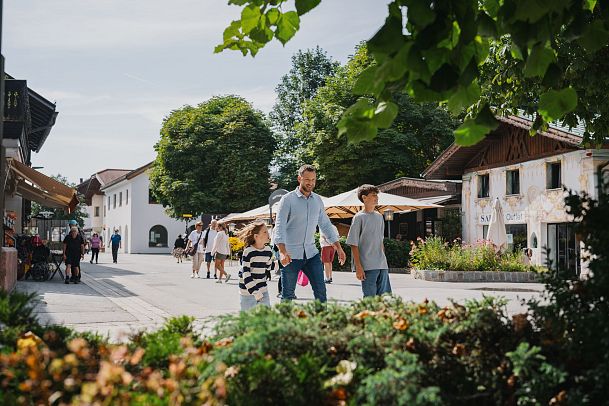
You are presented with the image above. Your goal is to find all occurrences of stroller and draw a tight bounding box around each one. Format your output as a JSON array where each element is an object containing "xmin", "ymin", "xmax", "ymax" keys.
[{"xmin": 30, "ymin": 235, "xmax": 51, "ymax": 282}]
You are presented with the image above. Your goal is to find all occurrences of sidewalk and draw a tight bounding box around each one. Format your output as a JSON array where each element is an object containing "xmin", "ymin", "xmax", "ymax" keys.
[{"xmin": 16, "ymin": 252, "xmax": 545, "ymax": 341}]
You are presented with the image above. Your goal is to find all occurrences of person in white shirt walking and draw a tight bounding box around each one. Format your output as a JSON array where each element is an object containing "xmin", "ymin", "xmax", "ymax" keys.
[
  {"xmin": 204, "ymin": 220, "xmax": 218, "ymax": 279},
  {"xmin": 186, "ymin": 221, "xmax": 205, "ymax": 278},
  {"xmin": 212, "ymin": 222, "xmax": 231, "ymax": 283}
]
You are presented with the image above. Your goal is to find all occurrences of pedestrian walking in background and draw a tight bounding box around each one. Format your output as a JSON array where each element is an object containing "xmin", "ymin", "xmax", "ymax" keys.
[
  {"xmin": 89, "ymin": 233, "xmax": 102, "ymax": 264},
  {"xmin": 63, "ymin": 226, "xmax": 84, "ymax": 284},
  {"xmin": 110, "ymin": 229, "xmax": 122, "ymax": 263},
  {"xmin": 346, "ymin": 184, "xmax": 392, "ymax": 298},
  {"xmin": 320, "ymin": 224, "xmax": 339, "ymax": 284},
  {"xmin": 186, "ymin": 222, "xmax": 205, "ymax": 278},
  {"xmin": 237, "ymin": 221, "xmax": 276, "ymax": 310},
  {"xmin": 204, "ymin": 220, "xmax": 218, "ymax": 279},
  {"xmin": 212, "ymin": 222, "xmax": 231, "ymax": 283},
  {"xmin": 173, "ymin": 234, "xmax": 186, "ymax": 263},
  {"xmin": 274, "ymin": 164, "xmax": 346, "ymax": 302}
]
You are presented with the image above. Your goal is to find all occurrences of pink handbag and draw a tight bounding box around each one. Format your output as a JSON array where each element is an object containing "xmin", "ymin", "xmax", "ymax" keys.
[{"xmin": 296, "ymin": 270, "xmax": 309, "ymax": 286}]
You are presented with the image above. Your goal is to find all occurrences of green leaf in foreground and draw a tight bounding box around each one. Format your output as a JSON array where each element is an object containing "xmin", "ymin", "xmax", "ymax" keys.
[
  {"xmin": 578, "ymin": 20, "xmax": 609, "ymax": 53},
  {"xmin": 241, "ymin": 5, "xmax": 261, "ymax": 34},
  {"xmin": 454, "ymin": 105, "xmax": 499, "ymax": 146},
  {"xmin": 275, "ymin": 12, "xmax": 300, "ymax": 45},
  {"xmin": 374, "ymin": 101, "xmax": 399, "ymax": 128},
  {"xmin": 538, "ymin": 87, "xmax": 578, "ymax": 122},
  {"xmin": 447, "ymin": 81, "xmax": 481, "ymax": 114},
  {"xmin": 524, "ymin": 43, "xmax": 556, "ymax": 78},
  {"xmin": 295, "ymin": 0, "xmax": 321, "ymax": 16}
]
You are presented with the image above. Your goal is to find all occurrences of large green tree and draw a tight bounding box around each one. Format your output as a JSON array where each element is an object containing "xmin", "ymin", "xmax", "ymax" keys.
[
  {"xmin": 270, "ymin": 46, "xmax": 339, "ymax": 189},
  {"xmin": 217, "ymin": 0, "xmax": 609, "ymax": 146},
  {"xmin": 150, "ymin": 96, "xmax": 276, "ymax": 217},
  {"xmin": 31, "ymin": 174, "xmax": 88, "ymax": 226},
  {"xmin": 299, "ymin": 46, "xmax": 456, "ymax": 195}
]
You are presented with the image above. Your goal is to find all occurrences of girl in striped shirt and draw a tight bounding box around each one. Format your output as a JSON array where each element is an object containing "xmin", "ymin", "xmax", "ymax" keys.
[{"xmin": 237, "ymin": 221, "xmax": 276, "ymax": 311}]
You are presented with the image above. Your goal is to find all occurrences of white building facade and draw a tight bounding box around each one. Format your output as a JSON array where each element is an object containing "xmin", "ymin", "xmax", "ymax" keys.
[
  {"xmin": 100, "ymin": 163, "xmax": 186, "ymax": 254},
  {"xmin": 424, "ymin": 115, "xmax": 609, "ymax": 278}
]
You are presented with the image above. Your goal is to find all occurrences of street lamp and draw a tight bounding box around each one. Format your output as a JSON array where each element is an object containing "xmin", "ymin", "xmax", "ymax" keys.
[{"xmin": 383, "ymin": 209, "xmax": 394, "ymax": 239}]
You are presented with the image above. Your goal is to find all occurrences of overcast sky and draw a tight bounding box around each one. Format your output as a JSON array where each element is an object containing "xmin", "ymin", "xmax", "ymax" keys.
[{"xmin": 4, "ymin": 0, "xmax": 387, "ymax": 184}]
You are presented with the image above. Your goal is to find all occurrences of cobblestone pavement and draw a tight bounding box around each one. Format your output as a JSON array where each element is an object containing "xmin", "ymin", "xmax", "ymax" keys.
[{"xmin": 17, "ymin": 252, "xmax": 545, "ymax": 341}]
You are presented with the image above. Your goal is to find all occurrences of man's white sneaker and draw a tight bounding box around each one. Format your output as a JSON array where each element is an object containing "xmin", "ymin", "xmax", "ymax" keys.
[
  {"xmin": 191, "ymin": 274, "xmax": 195, "ymax": 278},
  {"xmin": 196, "ymin": 273, "xmax": 201, "ymax": 278}
]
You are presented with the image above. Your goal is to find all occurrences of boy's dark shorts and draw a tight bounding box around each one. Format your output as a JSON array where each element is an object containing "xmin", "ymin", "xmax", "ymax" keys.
[
  {"xmin": 65, "ymin": 254, "xmax": 81, "ymax": 267},
  {"xmin": 205, "ymin": 252, "xmax": 214, "ymax": 263}
]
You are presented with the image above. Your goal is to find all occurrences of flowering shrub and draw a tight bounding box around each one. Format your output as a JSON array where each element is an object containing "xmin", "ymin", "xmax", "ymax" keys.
[
  {"xmin": 228, "ymin": 237, "xmax": 244, "ymax": 254},
  {"xmin": 410, "ymin": 237, "xmax": 546, "ymax": 272}
]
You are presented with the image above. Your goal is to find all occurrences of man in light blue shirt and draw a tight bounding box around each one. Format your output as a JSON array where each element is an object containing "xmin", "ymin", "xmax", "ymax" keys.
[{"xmin": 274, "ymin": 164, "xmax": 346, "ymax": 302}]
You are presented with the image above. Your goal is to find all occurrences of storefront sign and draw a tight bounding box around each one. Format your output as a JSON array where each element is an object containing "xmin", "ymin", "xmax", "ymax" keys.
[{"xmin": 479, "ymin": 211, "xmax": 526, "ymax": 225}]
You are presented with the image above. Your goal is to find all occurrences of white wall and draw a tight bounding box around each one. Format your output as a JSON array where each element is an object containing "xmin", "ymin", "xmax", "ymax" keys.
[
  {"xmin": 103, "ymin": 170, "xmax": 185, "ymax": 254},
  {"xmin": 461, "ymin": 149, "xmax": 597, "ymax": 273},
  {"xmin": 103, "ymin": 182, "xmax": 132, "ymax": 253},
  {"xmin": 129, "ymin": 173, "xmax": 184, "ymax": 254}
]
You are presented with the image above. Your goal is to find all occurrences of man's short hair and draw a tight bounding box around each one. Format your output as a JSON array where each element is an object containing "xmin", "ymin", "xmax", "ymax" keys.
[
  {"xmin": 357, "ymin": 184, "xmax": 379, "ymax": 203},
  {"xmin": 298, "ymin": 164, "xmax": 316, "ymax": 177},
  {"xmin": 70, "ymin": 226, "xmax": 78, "ymax": 233}
]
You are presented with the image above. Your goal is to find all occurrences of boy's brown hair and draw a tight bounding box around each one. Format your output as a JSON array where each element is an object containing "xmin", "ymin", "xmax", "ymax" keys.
[
  {"xmin": 237, "ymin": 221, "xmax": 267, "ymax": 247},
  {"xmin": 357, "ymin": 184, "xmax": 379, "ymax": 203}
]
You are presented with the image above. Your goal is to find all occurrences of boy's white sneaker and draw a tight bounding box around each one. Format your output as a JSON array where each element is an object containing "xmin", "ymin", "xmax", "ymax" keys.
[
  {"xmin": 215, "ymin": 279, "xmax": 223, "ymax": 284},
  {"xmin": 196, "ymin": 273, "xmax": 201, "ymax": 278},
  {"xmin": 190, "ymin": 273, "xmax": 195, "ymax": 278},
  {"xmin": 225, "ymin": 274, "xmax": 231, "ymax": 283}
]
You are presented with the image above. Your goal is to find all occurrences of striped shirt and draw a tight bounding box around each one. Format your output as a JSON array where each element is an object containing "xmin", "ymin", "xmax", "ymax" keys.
[{"xmin": 239, "ymin": 245, "xmax": 276, "ymax": 297}]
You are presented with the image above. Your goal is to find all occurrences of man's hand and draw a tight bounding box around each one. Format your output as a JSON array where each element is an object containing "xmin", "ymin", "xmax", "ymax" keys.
[
  {"xmin": 337, "ymin": 246, "xmax": 346, "ymax": 265},
  {"xmin": 355, "ymin": 265, "xmax": 366, "ymax": 281},
  {"xmin": 280, "ymin": 251, "xmax": 291, "ymax": 266},
  {"xmin": 63, "ymin": 254, "xmax": 67, "ymax": 261},
  {"xmin": 254, "ymin": 291, "xmax": 264, "ymax": 302},
  {"xmin": 81, "ymin": 254, "xmax": 84, "ymax": 259}
]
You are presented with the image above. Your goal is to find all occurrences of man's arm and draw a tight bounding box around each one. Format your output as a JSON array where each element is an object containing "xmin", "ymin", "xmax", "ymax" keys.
[
  {"xmin": 62, "ymin": 242, "xmax": 67, "ymax": 259},
  {"xmin": 80, "ymin": 239, "xmax": 85, "ymax": 258},
  {"xmin": 273, "ymin": 196, "xmax": 292, "ymax": 266}
]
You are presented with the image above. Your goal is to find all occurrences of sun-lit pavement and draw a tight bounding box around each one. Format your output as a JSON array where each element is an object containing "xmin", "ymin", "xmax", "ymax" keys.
[{"xmin": 17, "ymin": 252, "xmax": 546, "ymax": 341}]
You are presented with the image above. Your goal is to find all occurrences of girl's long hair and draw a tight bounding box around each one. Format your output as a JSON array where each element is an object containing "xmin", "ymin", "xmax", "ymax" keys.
[{"xmin": 237, "ymin": 221, "xmax": 267, "ymax": 247}]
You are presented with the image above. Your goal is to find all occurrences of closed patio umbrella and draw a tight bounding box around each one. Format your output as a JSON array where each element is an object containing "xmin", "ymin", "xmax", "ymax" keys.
[
  {"xmin": 485, "ymin": 197, "xmax": 508, "ymax": 251},
  {"xmin": 323, "ymin": 188, "xmax": 442, "ymax": 219}
]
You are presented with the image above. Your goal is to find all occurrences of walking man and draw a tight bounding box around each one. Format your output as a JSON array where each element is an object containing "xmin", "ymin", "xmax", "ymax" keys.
[
  {"xmin": 63, "ymin": 226, "xmax": 84, "ymax": 284},
  {"xmin": 204, "ymin": 220, "xmax": 218, "ymax": 279},
  {"xmin": 274, "ymin": 164, "xmax": 346, "ymax": 302},
  {"xmin": 110, "ymin": 229, "xmax": 122, "ymax": 263}
]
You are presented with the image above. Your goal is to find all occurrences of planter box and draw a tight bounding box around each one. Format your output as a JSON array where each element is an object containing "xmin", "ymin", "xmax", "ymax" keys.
[
  {"xmin": 413, "ymin": 269, "xmax": 540, "ymax": 283},
  {"xmin": 0, "ymin": 247, "xmax": 18, "ymax": 292}
]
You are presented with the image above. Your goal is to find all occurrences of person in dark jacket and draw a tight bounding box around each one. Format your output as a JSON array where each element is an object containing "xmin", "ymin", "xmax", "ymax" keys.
[{"xmin": 173, "ymin": 235, "xmax": 186, "ymax": 263}]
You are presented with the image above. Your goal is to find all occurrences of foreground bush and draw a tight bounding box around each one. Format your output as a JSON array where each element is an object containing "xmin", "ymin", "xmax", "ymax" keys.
[
  {"xmin": 410, "ymin": 237, "xmax": 546, "ymax": 273},
  {"xmin": 1, "ymin": 292, "xmax": 567, "ymax": 406}
]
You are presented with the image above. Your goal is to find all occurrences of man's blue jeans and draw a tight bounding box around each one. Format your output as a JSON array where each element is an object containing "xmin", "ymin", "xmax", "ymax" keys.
[
  {"xmin": 281, "ymin": 253, "xmax": 327, "ymax": 302},
  {"xmin": 361, "ymin": 269, "xmax": 392, "ymax": 297}
]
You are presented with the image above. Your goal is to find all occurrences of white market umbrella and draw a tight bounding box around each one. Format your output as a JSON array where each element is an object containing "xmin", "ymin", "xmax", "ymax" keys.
[
  {"xmin": 222, "ymin": 204, "xmax": 274, "ymax": 222},
  {"xmin": 323, "ymin": 188, "xmax": 442, "ymax": 219},
  {"xmin": 223, "ymin": 194, "xmax": 328, "ymax": 222},
  {"xmin": 485, "ymin": 197, "xmax": 508, "ymax": 251}
]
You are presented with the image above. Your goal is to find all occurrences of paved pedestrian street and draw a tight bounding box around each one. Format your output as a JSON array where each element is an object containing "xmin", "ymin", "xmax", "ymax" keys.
[{"xmin": 17, "ymin": 252, "xmax": 546, "ymax": 341}]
